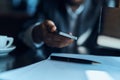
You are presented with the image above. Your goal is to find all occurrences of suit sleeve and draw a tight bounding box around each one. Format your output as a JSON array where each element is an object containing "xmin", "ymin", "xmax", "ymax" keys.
[{"xmin": 19, "ymin": 0, "xmax": 46, "ymax": 49}]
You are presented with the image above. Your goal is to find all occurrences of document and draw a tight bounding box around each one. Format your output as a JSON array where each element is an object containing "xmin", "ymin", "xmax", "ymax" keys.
[{"xmin": 0, "ymin": 53, "xmax": 120, "ymax": 80}]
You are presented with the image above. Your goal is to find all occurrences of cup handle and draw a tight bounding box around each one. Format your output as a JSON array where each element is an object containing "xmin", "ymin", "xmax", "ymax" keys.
[{"xmin": 6, "ymin": 37, "xmax": 14, "ymax": 48}]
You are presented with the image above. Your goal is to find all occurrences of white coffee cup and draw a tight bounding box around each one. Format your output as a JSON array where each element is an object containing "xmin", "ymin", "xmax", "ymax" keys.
[{"xmin": 0, "ymin": 35, "xmax": 14, "ymax": 49}]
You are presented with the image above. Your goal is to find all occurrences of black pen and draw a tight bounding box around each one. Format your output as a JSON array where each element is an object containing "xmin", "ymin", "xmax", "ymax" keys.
[{"xmin": 50, "ymin": 56, "xmax": 100, "ymax": 64}]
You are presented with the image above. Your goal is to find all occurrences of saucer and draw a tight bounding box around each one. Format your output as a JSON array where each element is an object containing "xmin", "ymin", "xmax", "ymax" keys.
[{"xmin": 0, "ymin": 46, "xmax": 16, "ymax": 56}]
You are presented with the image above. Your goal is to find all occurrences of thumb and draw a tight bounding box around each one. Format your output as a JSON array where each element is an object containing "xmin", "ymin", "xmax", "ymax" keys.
[{"xmin": 44, "ymin": 20, "xmax": 57, "ymax": 32}]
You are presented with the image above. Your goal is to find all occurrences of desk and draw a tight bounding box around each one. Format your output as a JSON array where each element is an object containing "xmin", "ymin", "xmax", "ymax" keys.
[
  {"xmin": 0, "ymin": 49, "xmax": 43, "ymax": 73},
  {"xmin": 0, "ymin": 56, "xmax": 14, "ymax": 72},
  {"xmin": 0, "ymin": 54, "xmax": 120, "ymax": 80}
]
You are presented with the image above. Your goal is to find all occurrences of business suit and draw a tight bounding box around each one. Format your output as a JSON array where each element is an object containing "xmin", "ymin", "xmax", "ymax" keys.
[{"xmin": 22, "ymin": 0, "xmax": 116, "ymax": 59}]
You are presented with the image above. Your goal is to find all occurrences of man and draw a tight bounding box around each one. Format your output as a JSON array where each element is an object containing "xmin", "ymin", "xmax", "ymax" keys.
[{"xmin": 21, "ymin": 0, "xmax": 116, "ymax": 59}]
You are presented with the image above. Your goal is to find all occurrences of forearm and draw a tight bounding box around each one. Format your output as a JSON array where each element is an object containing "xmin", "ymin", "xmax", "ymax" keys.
[
  {"xmin": 21, "ymin": 22, "xmax": 44, "ymax": 49},
  {"xmin": 32, "ymin": 22, "xmax": 43, "ymax": 43}
]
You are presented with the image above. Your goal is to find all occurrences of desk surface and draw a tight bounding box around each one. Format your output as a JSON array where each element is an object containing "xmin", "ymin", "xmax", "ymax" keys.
[
  {"xmin": 0, "ymin": 45, "xmax": 120, "ymax": 73},
  {"xmin": 0, "ymin": 54, "xmax": 120, "ymax": 80}
]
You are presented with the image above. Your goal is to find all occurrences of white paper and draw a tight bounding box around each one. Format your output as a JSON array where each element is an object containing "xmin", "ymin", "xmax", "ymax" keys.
[{"xmin": 0, "ymin": 53, "xmax": 120, "ymax": 80}]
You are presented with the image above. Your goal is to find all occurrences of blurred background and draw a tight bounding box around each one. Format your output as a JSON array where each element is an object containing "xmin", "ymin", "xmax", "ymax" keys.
[
  {"xmin": 0, "ymin": 0, "xmax": 39, "ymax": 16},
  {"xmin": 0, "ymin": 0, "xmax": 40, "ymax": 54}
]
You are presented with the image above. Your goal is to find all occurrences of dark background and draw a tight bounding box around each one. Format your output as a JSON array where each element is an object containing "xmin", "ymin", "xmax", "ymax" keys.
[{"xmin": 0, "ymin": 0, "xmax": 40, "ymax": 55}]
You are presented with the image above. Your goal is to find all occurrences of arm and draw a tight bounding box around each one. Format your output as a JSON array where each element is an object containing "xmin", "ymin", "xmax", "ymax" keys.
[
  {"xmin": 21, "ymin": 20, "xmax": 73, "ymax": 49},
  {"xmin": 21, "ymin": 22, "xmax": 44, "ymax": 49}
]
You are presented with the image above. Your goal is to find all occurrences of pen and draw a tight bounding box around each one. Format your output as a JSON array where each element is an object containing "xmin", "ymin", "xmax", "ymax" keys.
[{"xmin": 50, "ymin": 56, "xmax": 100, "ymax": 64}]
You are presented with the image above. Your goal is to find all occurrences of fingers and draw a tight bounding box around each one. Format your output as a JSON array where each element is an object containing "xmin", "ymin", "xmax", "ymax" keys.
[
  {"xmin": 44, "ymin": 33, "xmax": 74, "ymax": 48},
  {"xmin": 45, "ymin": 39, "xmax": 73, "ymax": 48},
  {"xmin": 35, "ymin": 20, "xmax": 74, "ymax": 48},
  {"xmin": 41, "ymin": 20, "xmax": 57, "ymax": 40},
  {"xmin": 44, "ymin": 20, "xmax": 57, "ymax": 32},
  {"xmin": 46, "ymin": 39, "xmax": 73, "ymax": 48},
  {"xmin": 32, "ymin": 20, "xmax": 57, "ymax": 42}
]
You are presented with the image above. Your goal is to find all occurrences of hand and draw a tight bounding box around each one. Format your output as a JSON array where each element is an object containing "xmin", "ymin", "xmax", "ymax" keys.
[{"xmin": 32, "ymin": 20, "xmax": 73, "ymax": 48}]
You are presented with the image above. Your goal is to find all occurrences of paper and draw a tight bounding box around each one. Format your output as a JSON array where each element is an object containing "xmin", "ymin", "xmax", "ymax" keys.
[{"xmin": 0, "ymin": 53, "xmax": 120, "ymax": 80}]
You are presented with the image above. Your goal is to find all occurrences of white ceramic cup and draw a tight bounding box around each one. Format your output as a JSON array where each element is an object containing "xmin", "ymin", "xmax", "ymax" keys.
[{"xmin": 0, "ymin": 35, "xmax": 14, "ymax": 49}]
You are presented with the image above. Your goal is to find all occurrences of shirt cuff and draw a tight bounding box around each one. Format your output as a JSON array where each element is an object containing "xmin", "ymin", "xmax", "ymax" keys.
[{"xmin": 34, "ymin": 41, "xmax": 44, "ymax": 48}]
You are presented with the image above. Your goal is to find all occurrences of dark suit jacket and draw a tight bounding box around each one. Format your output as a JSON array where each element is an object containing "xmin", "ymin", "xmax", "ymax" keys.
[{"xmin": 23, "ymin": 0, "xmax": 116, "ymax": 59}]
